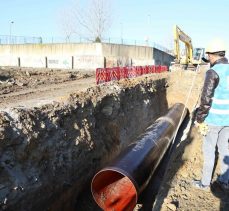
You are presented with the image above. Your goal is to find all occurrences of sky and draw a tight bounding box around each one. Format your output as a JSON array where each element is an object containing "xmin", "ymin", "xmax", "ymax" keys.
[{"xmin": 1, "ymin": 0, "xmax": 229, "ymax": 55}]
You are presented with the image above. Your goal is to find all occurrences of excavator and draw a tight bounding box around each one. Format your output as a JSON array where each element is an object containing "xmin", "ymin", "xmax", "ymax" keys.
[{"xmin": 170, "ymin": 25, "xmax": 205, "ymax": 70}]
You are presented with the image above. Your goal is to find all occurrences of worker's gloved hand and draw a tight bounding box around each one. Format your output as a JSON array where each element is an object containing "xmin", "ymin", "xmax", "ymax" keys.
[{"xmin": 194, "ymin": 121, "xmax": 209, "ymax": 136}]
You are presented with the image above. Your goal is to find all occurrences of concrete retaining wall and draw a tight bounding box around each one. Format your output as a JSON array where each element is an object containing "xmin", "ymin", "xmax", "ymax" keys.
[
  {"xmin": 74, "ymin": 55, "xmax": 104, "ymax": 70},
  {"xmin": 0, "ymin": 43, "xmax": 173, "ymax": 70},
  {"xmin": 0, "ymin": 56, "xmax": 18, "ymax": 66},
  {"xmin": 153, "ymin": 48, "xmax": 174, "ymax": 67}
]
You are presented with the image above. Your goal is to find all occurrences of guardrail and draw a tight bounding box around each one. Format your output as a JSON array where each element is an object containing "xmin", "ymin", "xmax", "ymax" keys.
[{"xmin": 96, "ymin": 65, "xmax": 168, "ymax": 84}]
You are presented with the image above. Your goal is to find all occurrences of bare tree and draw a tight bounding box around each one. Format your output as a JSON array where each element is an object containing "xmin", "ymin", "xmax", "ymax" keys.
[{"xmin": 59, "ymin": 0, "xmax": 113, "ymax": 42}]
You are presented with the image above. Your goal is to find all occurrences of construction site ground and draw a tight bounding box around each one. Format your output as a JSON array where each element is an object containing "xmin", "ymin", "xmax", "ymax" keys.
[
  {"xmin": 0, "ymin": 67, "xmax": 229, "ymax": 211},
  {"xmin": 0, "ymin": 68, "xmax": 94, "ymax": 110}
]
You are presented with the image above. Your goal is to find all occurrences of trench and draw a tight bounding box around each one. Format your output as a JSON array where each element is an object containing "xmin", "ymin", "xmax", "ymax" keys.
[
  {"xmin": 77, "ymin": 105, "xmax": 190, "ymax": 211},
  {"xmin": 0, "ymin": 71, "xmax": 204, "ymax": 211}
]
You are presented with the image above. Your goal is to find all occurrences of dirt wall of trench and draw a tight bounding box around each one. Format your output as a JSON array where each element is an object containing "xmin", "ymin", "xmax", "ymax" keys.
[{"xmin": 0, "ymin": 74, "xmax": 171, "ymax": 211}]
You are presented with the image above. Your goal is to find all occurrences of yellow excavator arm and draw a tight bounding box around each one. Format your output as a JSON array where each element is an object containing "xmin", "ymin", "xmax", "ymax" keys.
[{"xmin": 173, "ymin": 25, "xmax": 193, "ymax": 65}]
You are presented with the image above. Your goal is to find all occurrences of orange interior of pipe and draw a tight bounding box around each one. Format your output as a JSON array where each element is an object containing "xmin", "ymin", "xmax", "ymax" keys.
[{"xmin": 91, "ymin": 170, "xmax": 137, "ymax": 211}]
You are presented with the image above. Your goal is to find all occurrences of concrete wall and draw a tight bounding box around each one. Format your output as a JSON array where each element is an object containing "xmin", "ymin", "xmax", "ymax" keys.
[
  {"xmin": 102, "ymin": 43, "xmax": 154, "ymax": 67},
  {"xmin": 0, "ymin": 43, "xmax": 104, "ymax": 70},
  {"xmin": 153, "ymin": 48, "xmax": 174, "ymax": 67},
  {"xmin": 0, "ymin": 43, "xmax": 102, "ymax": 56},
  {"xmin": 0, "ymin": 43, "xmax": 172, "ymax": 70}
]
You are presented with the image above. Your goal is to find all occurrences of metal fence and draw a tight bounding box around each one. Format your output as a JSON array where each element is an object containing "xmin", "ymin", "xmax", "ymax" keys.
[
  {"xmin": 0, "ymin": 35, "xmax": 173, "ymax": 55},
  {"xmin": 0, "ymin": 35, "xmax": 42, "ymax": 45}
]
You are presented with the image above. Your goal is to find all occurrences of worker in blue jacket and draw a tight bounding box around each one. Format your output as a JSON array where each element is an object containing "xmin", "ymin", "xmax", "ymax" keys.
[{"xmin": 194, "ymin": 38, "xmax": 229, "ymax": 191}]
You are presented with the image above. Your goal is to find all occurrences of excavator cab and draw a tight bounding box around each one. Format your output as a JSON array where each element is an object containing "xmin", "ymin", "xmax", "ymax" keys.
[{"xmin": 192, "ymin": 48, "xmax": 205, "ymax": 65}]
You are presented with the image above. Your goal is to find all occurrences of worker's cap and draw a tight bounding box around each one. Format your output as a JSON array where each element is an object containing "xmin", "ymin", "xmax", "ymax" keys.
[{"xmin": 206, "ymin": 38, "xmax": 226, "ymax": 54}]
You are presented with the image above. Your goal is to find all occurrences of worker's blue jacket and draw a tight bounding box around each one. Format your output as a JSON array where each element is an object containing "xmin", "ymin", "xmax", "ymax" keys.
[{"xmin": 196, "ymin": 57, "xmax": 229, "ymax": 126}]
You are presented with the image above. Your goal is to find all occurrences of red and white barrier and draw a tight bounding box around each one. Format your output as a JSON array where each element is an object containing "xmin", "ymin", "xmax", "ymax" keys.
[{"xmin": 96, "ymin": 65, "xmax": 168, "ymax": 84}]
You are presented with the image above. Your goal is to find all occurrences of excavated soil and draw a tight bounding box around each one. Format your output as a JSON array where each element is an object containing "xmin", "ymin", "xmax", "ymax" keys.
[{"xmin": 0, "ymin": 66, "xmax": 228, "ymax": 211}]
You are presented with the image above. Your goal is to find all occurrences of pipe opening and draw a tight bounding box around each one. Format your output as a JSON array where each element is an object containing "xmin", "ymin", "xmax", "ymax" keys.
[{"xmin": 91, "ymin": 169, "xmax": 137, "ymax": 211}]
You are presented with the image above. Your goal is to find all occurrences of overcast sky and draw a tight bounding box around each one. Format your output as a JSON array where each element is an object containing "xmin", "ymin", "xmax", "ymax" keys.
[{"xmin": 1, "ymin": 0, "xmax": 229, "ymax": 54}]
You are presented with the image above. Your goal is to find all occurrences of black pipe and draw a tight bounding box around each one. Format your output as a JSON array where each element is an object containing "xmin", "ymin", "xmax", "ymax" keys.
[{"xmin": 91, "ymin": 103, "xmax": 188, "ymax": 211}]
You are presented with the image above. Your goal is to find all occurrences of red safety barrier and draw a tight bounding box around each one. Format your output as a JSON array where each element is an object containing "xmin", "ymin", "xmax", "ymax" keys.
[
  {"xmin": 105, "ymin": 68, "xmax": 111, "ymax": 82},
  {"xmin": 96, "ymin": 65, "xmax": 168, "ymax": 84},
  {"xmin": 128, "ymin": 66, "xmax": 137, "ymax": 78},
  {"xmin": 162, "ymin": 66, "xmax": 168, "ymax": 72},
  {"xmin": 121, "ymin": 67, "xmax": 129, "ymax": 79},
  {"xmin": 108, "ymin": 67, "xmax": 120, "ymax": 81},
  {"xmin": 136, "ymin": 66, "xmax": 142, "ymax": 76},
  {"xmin": 96, "ymin": 68, "xmax": 107, "ymax": 84},
  {"xmin": 149, "ymin": 65, "xmax": 153, "ymax": 73},
  {"xmin": 143, "ymin": 66, "xmax": 149, "ymax": 75},
  {"xmin": 155, "ymin": 66, "xmax": 160, "ymax": 73}
]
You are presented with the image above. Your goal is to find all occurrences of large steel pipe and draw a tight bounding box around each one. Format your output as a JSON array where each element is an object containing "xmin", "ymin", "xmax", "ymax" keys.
[{"xmin": 91, "ymin": 103, "xmax": 187, "ymax": 211}]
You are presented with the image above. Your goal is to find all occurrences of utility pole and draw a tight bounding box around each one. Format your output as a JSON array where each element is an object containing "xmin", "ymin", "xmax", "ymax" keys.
[
  {"xmin": 145, "ymin": 14, "xmax": 151, "ymax": 46},
  {"xmin": 120, "ymin": 22, "xmax": 123, "ymax": 44},
  {"xmin": 9, "ymin": 21, "xmax": 14, "ymax": 44},
  {"xmin": 148, "ymin": 14, "xmax": 151, "ymax": 39}
]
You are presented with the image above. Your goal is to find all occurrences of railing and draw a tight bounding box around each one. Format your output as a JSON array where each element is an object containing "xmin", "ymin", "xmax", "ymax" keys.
[
  {"xmin": 0, "ymin": 35, "xmax": 42, "ymax": 44},
  {"xmin": 96, "ymin": 65, "xmax": 168, "ymax": 84},
  {"xmin": 0, "ymin": 35, "xmax": 173, "ymax": 55}
]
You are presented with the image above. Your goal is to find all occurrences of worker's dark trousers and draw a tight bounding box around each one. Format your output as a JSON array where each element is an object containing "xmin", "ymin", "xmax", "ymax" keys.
[{"xmin": 201, "ymin": 125, "xmax": 229, "ymax": 186}]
